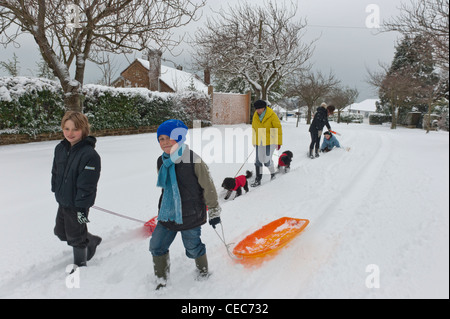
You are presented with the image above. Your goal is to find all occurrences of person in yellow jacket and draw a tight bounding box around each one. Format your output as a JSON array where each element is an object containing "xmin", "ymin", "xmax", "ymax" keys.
[{"xmin": 251, "ymin": 100, "xmax": 283, "ymax": 187}]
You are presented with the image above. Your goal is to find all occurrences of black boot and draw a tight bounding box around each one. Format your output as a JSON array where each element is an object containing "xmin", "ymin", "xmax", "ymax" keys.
[
  {"xmin": 251, "ymin": 174, "xmax": 262, "ymax": 187},
  {"xmin": 309, "ymin": 149, "xmax": 314, "ymax": 159},
  {"xmin": 87, "ymin": 233, "xmax": 102, "ymax": 261},
  {"xmin": 315, "ymin": 149, "xmax": 320, "ymax": 158},
  {"xmin": 251, "ymin": 166, "xmax": 262, "ymax": 187},
  {"xmin": 73, "ymin": 246, "xmax": 87, "ymax": 268}
]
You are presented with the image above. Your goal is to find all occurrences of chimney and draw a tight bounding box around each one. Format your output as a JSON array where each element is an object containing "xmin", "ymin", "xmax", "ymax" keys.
[
  {"xmin": 204, "ymin": 68, "xmax": 211, "ymax": 86},
  {"xmin": 147, "ymin": 49, "xmax": 162, "ymax": 91}
]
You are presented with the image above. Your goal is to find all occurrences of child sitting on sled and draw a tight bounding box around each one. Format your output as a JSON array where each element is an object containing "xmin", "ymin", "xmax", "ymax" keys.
[
  {"xmin": 320, "ymin": 131, "xmax": 341, "ymax": 152},
  {"xmin": 149, "ymin": 119, "xmax": 221, "ymax": 290}
]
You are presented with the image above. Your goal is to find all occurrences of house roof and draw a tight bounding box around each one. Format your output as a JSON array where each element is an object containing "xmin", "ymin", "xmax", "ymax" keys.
[
  {"xmin": 345, "ymin": 99, "xmax": 379, "ymax": 112},
  {"xmin": 136, "ymin": 58, "xmax": 208, "ymax": 93}
]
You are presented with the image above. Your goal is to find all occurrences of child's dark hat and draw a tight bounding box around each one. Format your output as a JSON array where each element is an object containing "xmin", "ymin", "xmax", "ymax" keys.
[{"xmin": 254, "ymin": 100, "xmax": 267, "ymax": 109}]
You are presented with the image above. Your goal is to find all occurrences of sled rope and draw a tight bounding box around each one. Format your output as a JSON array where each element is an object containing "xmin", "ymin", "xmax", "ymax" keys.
[
  {"xmin": 234, "ymin": 148, "xmax": 255, "ymax": 178},
  {"xmin": 92, "ymin": 205, "xmax": 146, "ymax": 224},
  {"xmin": 214, "ymin": 223, "xmax": 242, "ymax": 261}
]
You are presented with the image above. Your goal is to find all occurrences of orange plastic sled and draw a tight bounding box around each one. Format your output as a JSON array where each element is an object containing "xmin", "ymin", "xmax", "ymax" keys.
[{"xmin": 233, "ymin": 217, "xmax": 309, "ymax": 258}]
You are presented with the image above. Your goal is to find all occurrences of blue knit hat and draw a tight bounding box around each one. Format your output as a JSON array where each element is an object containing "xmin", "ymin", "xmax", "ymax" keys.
[{"xmin": 157, "ymin": 119, "xmax": 188, "ymax": 143}]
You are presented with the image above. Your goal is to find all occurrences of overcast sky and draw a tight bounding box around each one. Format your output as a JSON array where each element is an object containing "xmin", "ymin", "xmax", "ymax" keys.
[{"xmin": 0, "ymin": 0, "xmax": 405, "ymax": 102}]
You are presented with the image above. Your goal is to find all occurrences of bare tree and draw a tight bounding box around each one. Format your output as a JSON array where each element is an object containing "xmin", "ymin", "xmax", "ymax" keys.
[
  {"xmin": 0, "ymin": 0, "xmax": 205, "ymax": 111},
  {"xmin": 327, "ymin": 86, "xmax": 359, "ymax": 123},
  {"xmin": 367, "ymin": 64, "xmax": 422, "ymax": 129},
  {"xmin": 286, "ymin": 70, "xmax": 339, "ymax": 124},
  {"xmin": 383, "ymin": 0, "xmax": 449, "ymax": 73},
  {"xmin": 368, "ymin": 34, "xmax": 442, "ymax": 130},
  {"xmin": 36, "ymin": 54, "xmax": 56, "ymax": 80},
  {"xmin": 193, "ymin": 0, "xmax": 314, "ymax": 101},
  {"xmin": 0, "ymin": 52, "xmax": 20, "ymax": 76},
  {"xmin": 96, "ymin": 53, "xmax": 120, "ymax": 86}
]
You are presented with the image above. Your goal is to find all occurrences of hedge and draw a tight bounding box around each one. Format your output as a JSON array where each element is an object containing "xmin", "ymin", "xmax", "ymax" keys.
[
  {"xmin": 0, "ymin": 77, "xmax": 211, "ymax": 136},
  {"xmin": 369, "ymin": 113, "xmax": 392, "ymax": 125}
]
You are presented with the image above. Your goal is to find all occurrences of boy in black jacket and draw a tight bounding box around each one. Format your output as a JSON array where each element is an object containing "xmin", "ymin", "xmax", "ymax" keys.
[{"xmin": 52, "ymin": 111, "xmax": 101, "ymax": 270}]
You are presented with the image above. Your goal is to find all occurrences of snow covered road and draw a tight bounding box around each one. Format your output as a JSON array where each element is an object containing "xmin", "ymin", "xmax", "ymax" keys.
[{"xmin": 0, "ymin": 120, "xmax": 448, "ymax": 299}]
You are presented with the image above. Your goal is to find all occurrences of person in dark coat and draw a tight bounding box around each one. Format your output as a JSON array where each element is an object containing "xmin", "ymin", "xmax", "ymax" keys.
[
  {"xmin": 150, "ymin": 119, "xmax": 221, "ymax": 290},
  {"xmin": 52, "ymin": 111, "xmax": 101, "ymax": 271},
  {"xmin": 308, "ymin": 103, "xmax": 335, "ymax": 158}
]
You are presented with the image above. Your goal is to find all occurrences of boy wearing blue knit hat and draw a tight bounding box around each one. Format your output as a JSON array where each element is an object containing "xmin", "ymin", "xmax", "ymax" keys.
[{"xmin": 150, "ymin": 119, "xmax": 221, "ymax": 290}]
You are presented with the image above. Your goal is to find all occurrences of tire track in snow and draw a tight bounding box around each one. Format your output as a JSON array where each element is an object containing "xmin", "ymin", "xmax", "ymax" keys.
[
  {"xmin": 270, "ymin": 130, "xmax": 393, "ymax": 296},
  {"xmin": 315, "ymin": 130, "xmax": 392, "ymax": 229}
]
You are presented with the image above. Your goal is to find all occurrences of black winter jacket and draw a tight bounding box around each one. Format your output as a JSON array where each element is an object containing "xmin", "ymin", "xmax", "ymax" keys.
[
  {"xmin": 51, "ymin": 136, "xmax": 101, "ymax": 212},
  {"xmin": 309, "ymin": 106, "xmax": 331, "ymax": 133},
  {"xmin": 157, "ymin": 148, "xmax": 209, "ymax": 231}
]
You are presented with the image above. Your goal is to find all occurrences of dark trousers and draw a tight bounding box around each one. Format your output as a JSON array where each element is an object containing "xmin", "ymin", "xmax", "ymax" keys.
[
  {"xmin": 54, "ymin": 205, "xmax": 88, "ymax": 248},
  {"xmin": 309, "ymin": 130, "xmax": 322, "ymax": 152}
]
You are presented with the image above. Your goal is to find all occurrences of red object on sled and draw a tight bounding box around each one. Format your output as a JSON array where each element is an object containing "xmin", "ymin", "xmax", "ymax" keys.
[
  {"xmin": 329, "ymin": 130, "xmax": 341, "ymax": 136},
  {"xmin": 144, "ymin": 216, "xmax": 158, "ymax": 236},
  {"xmin": 233, "ymin": 217, "xmax": 309, "ymax": 258}
]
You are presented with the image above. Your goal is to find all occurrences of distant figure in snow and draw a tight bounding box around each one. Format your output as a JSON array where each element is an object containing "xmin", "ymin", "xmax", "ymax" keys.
[
  {"xmin": 308, "ymin": 103, "xmax": 335, "ymax": 159},
  {"xmin": 320, "ymin": 131, "xmax": 341, "ymax": 152},
  {"xmin": 52, "ymin": 111, "xmax": 102, "ymax": 272}
]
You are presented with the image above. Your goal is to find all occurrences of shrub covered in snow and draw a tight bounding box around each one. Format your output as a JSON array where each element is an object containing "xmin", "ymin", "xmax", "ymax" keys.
[
  {"xmin": 331, "ymin": 112, "xmax": 364, "ymax": 124},
  {"xmin": 369, "ymin": 113, "xmax": 392, "ymax": 125},
  {"xmin": 0, "ymin": 77, "xmax": 211, "ymax": 136},
  {"xmin": 174, "ymin": 90, "xmax": 212, "ymax": 126},
  {"xmin": 0, "ymin": 77, "xmax": 65, "ymax": 135}
]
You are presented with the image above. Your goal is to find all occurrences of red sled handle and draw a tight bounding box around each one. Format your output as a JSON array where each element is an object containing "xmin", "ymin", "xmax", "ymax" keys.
[{"xmin": 330, "ymin": 130, "xmax": 341, "ymax": 136}]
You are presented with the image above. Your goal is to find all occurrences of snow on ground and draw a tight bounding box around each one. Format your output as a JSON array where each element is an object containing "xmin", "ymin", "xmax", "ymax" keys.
[{"xmin": 0, "ymin": 119, "xmax": 448, "ymax": 299}]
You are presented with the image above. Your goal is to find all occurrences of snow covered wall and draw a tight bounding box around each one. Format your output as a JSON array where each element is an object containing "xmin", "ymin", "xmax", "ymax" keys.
[{"xmin": 0, "ymin": 77, "xmax": 211, "ymax": 136}]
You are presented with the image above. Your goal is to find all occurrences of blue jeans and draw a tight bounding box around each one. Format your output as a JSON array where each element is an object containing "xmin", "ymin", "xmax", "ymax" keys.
[{"xmin": 149, "ymin": 222, "xmax": 206, "ymax": 259}]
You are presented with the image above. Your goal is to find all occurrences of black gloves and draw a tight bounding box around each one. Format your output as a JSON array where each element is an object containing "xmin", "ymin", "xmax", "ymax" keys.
[{"xmin": 209, "ymin": 217, "xmax": 221, "ymax": 229}]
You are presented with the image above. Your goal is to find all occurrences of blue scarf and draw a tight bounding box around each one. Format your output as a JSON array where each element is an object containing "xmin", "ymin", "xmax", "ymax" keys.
[
  {"xmin": 259, "ymin": 109, "xmax": 267, "ymax": 122},
  {"xmin": 156, "ymin": 144, "xmax": 186, "ymax": 224}
]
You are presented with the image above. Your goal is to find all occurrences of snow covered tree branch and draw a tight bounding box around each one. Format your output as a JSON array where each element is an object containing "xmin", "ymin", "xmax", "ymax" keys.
[
  {"xmin": 193, "ymin": 0, "xmax": 314, "ymax": 101},
  {"xmin": 0, "ymin": 0, "xmax": 206, "ymax": 111},
  {"xmin": 286, "ymin": 70, "xmax": 339, "ymax": 124},
  {"xmin": 383, "ymin": 0, "xmax": 449, "ymax": 73}
]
